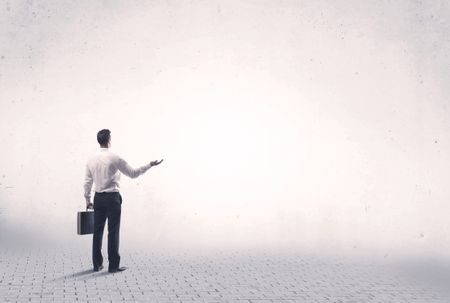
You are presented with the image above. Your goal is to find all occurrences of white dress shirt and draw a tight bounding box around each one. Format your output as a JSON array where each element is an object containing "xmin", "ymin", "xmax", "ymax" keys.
[{"xmin": 83, "ymin": 147, "xmax": 152, "ymax": 203}]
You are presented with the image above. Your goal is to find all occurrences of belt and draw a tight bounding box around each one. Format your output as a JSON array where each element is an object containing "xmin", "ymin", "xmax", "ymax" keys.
[{"xmin": 95, "ymin": 191, "xmax": 119, "ymax": 194}]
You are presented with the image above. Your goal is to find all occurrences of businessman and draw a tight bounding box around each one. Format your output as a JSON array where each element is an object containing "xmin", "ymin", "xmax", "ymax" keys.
[{"xmin": 83, "ymin": 129, "xmax": 163, "ymax": 273}]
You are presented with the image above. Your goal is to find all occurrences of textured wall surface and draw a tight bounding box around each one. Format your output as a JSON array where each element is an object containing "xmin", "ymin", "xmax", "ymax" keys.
[{"xmin": 1, "ymin": 0, "xmax": 449, "ymax": 256}]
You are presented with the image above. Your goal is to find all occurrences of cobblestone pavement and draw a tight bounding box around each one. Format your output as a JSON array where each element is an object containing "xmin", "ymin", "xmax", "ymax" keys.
[{"xmin": 1, "ymin": 243, "xmax": 450, "ymax": 302}]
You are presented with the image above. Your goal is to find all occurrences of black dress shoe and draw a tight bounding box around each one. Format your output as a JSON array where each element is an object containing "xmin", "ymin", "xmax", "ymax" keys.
[
  {"xmin": 108, "ymin": 266, "xmax": 127, "ymax": 273},
  {"xmin": 93, "ymin": 265, "xmax": 104, "ymax": 272}
]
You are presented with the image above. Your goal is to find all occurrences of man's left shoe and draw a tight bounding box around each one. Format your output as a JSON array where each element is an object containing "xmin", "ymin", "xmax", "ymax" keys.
[{"xmin": 93, "ymin": 265, "xmax": 104, "ymax": 272}]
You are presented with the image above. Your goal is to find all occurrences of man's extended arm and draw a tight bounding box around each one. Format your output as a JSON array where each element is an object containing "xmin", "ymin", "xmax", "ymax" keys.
[
  {"xmin": 116, "ymin": 157, "xmax": 153, "ymax": 178},
  {"xmin": 83, "ymin": 164, "xmax": 94, "ymax": 206}
]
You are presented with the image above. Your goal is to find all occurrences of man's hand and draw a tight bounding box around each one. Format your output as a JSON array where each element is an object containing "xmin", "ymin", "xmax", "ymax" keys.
[
  {"xmin": 86, "ymin": 202, "xmax": 94, "ymax": 210},
  {"xmin": 151, "ymin": 159, "xmax": 164, "ymax": 166}
]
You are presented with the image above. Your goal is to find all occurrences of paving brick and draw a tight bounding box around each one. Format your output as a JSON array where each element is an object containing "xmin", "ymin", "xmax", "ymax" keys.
[{"xmin": 1, "ymin": 246, "xmax": 450, "ymax": 302}]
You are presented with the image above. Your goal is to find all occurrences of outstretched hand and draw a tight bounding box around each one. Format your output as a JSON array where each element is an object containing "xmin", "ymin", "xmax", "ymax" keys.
[{"xmin": 151, "ymin": 159, "xmax": 164, "ymax": 166}]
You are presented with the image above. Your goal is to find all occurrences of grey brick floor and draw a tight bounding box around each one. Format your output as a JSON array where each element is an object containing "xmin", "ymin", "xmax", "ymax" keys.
[{"xmin": 1, "ymin": 243, "xmax": 450, "ymax": 302}]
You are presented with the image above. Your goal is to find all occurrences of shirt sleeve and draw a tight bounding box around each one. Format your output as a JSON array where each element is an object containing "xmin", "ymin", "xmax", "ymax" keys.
[
  {"xmin": 83, "ymin": 164, "xmax": 94, "ymax": 203},
  {"xmin": 115, "ymin": 156, "xmax": 152, "ymax": 179}
]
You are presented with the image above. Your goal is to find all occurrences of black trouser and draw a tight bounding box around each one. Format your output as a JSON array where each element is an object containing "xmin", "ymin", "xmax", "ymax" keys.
[{"xmin": 92, "ymin": 191, "xmax": 122, "ymax": 270}]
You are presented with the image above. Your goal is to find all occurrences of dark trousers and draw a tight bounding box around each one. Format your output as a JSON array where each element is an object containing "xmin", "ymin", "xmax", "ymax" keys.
[{"xmin": 92, "ymin": 191, "xmax": 122, "ymax": 270}]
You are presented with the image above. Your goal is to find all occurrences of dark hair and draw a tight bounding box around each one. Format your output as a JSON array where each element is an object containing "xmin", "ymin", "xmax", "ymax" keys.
[{"xmin": 97, "ymin": 129, "xmax": 111, "ymax": 146}]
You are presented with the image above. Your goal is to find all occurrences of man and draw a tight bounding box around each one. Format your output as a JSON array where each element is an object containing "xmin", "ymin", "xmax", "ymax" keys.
[{"xmin": 83, "ymin": 129, "xmax": 163, "ymax": 273}]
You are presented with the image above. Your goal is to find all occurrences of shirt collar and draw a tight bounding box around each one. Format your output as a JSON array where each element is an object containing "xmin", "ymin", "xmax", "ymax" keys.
[{"xmin": 100, "ymin": 147, "xmax": 109, "ymax": 151}]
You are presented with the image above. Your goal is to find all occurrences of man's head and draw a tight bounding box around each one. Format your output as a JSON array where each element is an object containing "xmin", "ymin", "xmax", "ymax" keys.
[{"xmin": 97, "ymin": 129, "xmax": 111, "ymax": 148}]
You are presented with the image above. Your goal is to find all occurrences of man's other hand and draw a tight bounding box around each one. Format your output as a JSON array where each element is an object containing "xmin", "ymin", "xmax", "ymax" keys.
[
  {"xmin": 151, "ymin": 159, "xmax": 164, "ymax": 166},
  {"xmin": 86, "ymin": 202, "xmax": 94, "ymax": 210}
]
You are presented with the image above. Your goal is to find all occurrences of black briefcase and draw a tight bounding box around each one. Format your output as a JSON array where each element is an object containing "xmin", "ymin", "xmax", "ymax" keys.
[{"xmin": 77, "ymin": 208, "xmax": 94, "ymax": 235}]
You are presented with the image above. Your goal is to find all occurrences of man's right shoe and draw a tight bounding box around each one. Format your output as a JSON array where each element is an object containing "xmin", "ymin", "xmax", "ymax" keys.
[{"xmin": 108, "ymin": 266, "xmax": 127, "ymax": 273}]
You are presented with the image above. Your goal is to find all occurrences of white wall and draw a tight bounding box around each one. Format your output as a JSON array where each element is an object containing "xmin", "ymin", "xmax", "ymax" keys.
[{"xmin": 1, "ymin": 0, "xmax": 450, "ymax": 256}]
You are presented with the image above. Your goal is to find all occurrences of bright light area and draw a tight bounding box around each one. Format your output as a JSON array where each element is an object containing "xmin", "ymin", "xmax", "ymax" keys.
[{"xmin": 1, "ymin": 1, "xmax": 449, "ymax": 257}]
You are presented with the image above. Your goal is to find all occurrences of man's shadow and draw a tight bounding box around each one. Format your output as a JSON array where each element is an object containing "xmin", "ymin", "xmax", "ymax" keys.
[{"xmin": 48, "ymin": 268, "xmax": 111, "ymax": 283}]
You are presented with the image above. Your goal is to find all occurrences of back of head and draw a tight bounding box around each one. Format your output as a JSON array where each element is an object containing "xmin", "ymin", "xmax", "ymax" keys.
[{"xmin": 97, "ymin": 129, "xmax": 111, "ymax": 147}]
